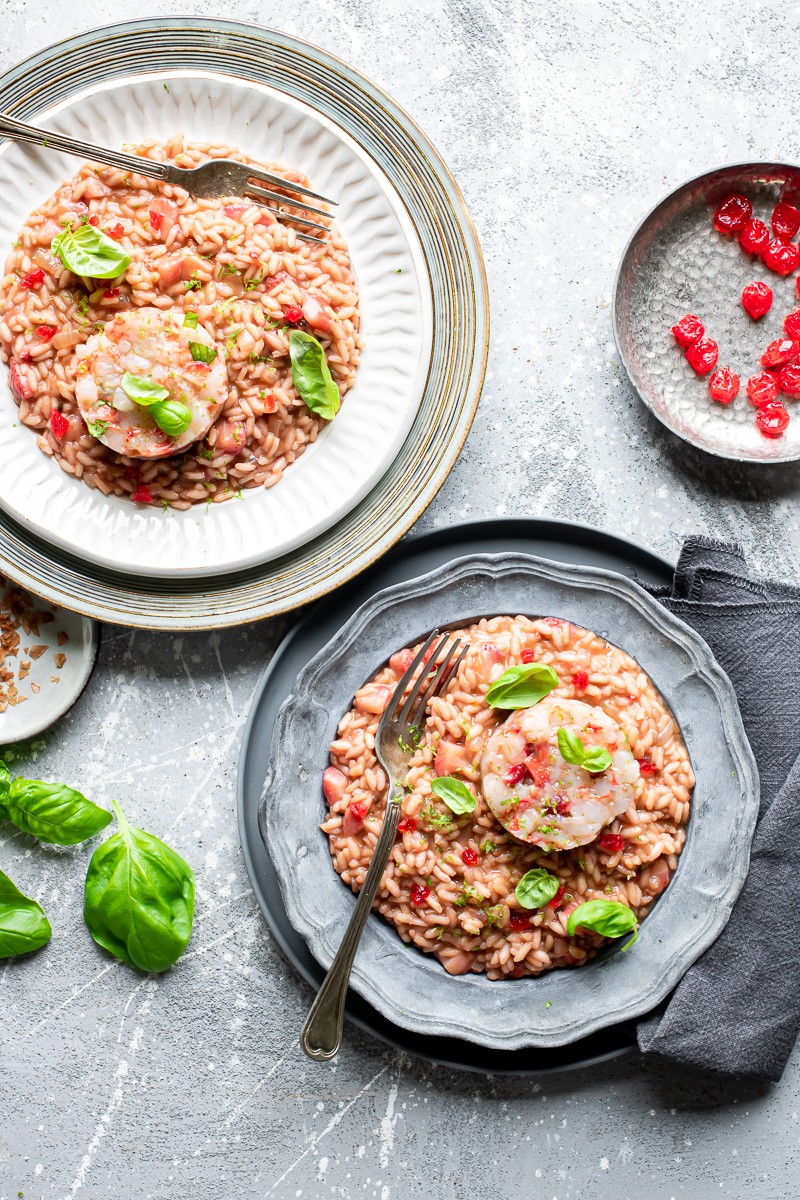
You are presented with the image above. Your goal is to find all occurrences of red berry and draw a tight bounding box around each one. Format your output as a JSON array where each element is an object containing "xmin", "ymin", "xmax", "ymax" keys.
[
  {"xmin": 283, "ymin": 305, "xmax": 303, "ymax": 324},
  {"xmin": 572, "ymin": 671, "xmax": 589, "ymax": 690},
  {"xmin": 411, "ymin": 883, "xmax": 430, "ymax": 906},
  {"xmin": 132, "ymin": 485, "xmax": 153, "ymax": 504},
  {"xmin": 784, "ymin": 310, "xmax": 800, "ymax": 340},
  {"xmin": 671, "ymin": 314, "xmax": 704, "ymax": 349},
  {"xmin": 739, "ymin": 218, "xmax": 770, "ymax": 255},
  {"xmin": 685, "ymin": 337, "xmax": 718, "ymax": 375},
  {"xmin": 149, "ymin": 207, "xmax": 163, "ymax": 231},
  {"xmin": 461, "ymin": 847, "xmax": 478, "ymax": 866},
  {"xmin": 19, "ymin": 267, "xmax": 45, "ymax": 290},
  {"xmin": 503, "ymin": 762, "xmax": 526, "ymax": 786},
  {"xmin": 756, "ymin": 401, "xmax": 790, "ymax": 438},
  {"xmin": 763, "ymin": 238, "xmax": 800, "ymax": 275},
  {"xmin": 19, "ymin": 350, "xmax": 31, "ymax": 363},
  {"xmin": 509, "ymin": 913, "xmax": 531, "ymax": 931},
  {"xmin": 104, "ymin": 287, "xmax": 120, "ymax": 300},
  {"xmin": 599, "ymin": 832, "xmax": 625, "ymax": 854},
  {"xmin": 520, "ymin": 648, "xmax": 537, "ymax": 663},
  {"xmin": 772, "ymin": 200, "xmax": 800, "ymax": 240},
  {"xmin": 761, "ymin": 338, "xmax": 799, "ymax": 368},
  {"xmin": 555, "ymin": 798, "xmax": 571, "ymax": 816},
  {"xmin": 88, "ymin": 214, "xmax": 100, "ymax": 227},
  {"xmin": 548, "ymin": 885, "xmax": 566, "ymax": 909},
  {"xmin": 637, "ymin": 758, "xmax": 658, "ymax": 775},
  {"xmin": 49, "ymin": 409, "xmax": 69, "ymax": 439},
  {"xmin": 778, "ymin": 364, "xmax": 800, "ymax": 397},
  {"xmin": 35, "ymin": 324, "xmax": 57, "ymax": 342},
  {"xmin": 746, "ymin": 371, "xmax": 780, "ymax": 407},
  {"xmin": 397, "ymin": 816, "xmax": 417, "ymax": 834},
  {"xmin": 105, "ymin": 223, "xmax": 125, "ymax": 240},
  {"xmin": 708, "ymin": 368, "xmax": 740, "ymax": 405},
  {"xmin": 741, "ymin": 281, "xmax": 773, "ymax": 319},
  {"xmin": 713, "ymin": 193, "xmax": 752, "ymax": 233},
  {"xmin": 796, "ymin": 275, "xmax": 800, "ymax": 298}
]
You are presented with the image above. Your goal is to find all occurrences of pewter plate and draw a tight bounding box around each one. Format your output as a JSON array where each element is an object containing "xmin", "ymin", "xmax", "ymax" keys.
[
  {"xmin": 614, "ymin": 161, "xmax": 800, "ymax": 462},
  {"xmin": 262, "ymin": 552, "xmax": 758, "ymax": 1050}
]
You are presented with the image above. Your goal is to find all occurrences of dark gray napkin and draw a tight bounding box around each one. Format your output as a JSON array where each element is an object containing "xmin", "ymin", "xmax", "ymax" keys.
[{"xmin": 636, "ymin": 535, "xmax": 800, "ymax": 1081}]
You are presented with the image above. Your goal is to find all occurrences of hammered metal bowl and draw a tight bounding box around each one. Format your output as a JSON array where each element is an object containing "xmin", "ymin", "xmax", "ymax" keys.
[{"xmin": 614, "ymin": 162, "xmax": 800, "ymax": 463}]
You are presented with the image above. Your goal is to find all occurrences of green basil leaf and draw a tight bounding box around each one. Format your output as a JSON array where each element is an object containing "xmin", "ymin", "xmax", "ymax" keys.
[
  {"xmin": 120, "ymin": 371, "xmax": 170, "ymax": 406},
  {"xmin": 0, "ymin": 758, "xmax": 10, "ymax": 809},
  {"xmin": 430, "ymin": 776, "xmax": 476, "ymax": 815},
  {"xmin": 515, "ymin": 868, "xmax": 560, "ymax": 909},
  {"xmin": 189, "ymin": 340, "xmax": 216, "ymax": 363},
  {"xmin": 151, "ymin": 399, "xmax": 192, "ymax": 437},
  {"xmin": 183, "ymin": 311, "xmax": 199, "ymax": 329},
  {"xmin": 557, "ymin": 727, "xmax": 584, "ymax": 766},
  {"xmin": 581, "ymin": 746, "xmax": 613, "ymax": 774},
  {"xmin": 51, "ymin": 222, "xmax": 131, "ymax": 280},
  {"xmin": 83, "ymin": 799, "xmax": 195, "ymax": 973},
  {"xmin": 6, "ymin": 778, "xmax": 112, "ymax": 845},
  {"xmin": 485, "ymin": 663, "xmax": 559, "ymax": 709},
  {"xmin": 0, "ymin": 868, "xmax": 51, "ymax": 958},
  {"xmin": 566, "ymin": 899, "xmax": 639, "ymax": 950},
  {"xmin": 289, "ymin": 329, "xmax": 341, "ymax": 420}
]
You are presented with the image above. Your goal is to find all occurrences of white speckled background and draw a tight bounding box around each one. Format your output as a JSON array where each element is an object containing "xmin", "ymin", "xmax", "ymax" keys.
[{"xmin": 2, "ymin": 3, "xmax": 799, "ymax": 1198}]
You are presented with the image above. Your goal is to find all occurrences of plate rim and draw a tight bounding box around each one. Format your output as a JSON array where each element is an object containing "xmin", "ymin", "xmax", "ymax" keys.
[
  {"xmin": 263, "ymin": 548, "xmax": 759, "ymax": 1049},
  {"xmin": 0, "ymin": 17, "xmax": 489, "ymax": 628}
]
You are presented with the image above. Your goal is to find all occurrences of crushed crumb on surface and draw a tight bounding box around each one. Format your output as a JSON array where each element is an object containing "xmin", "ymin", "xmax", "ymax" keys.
[
  {"xmin": 28, "ymin": 644, "xmax": 47, "ymax": 660},
  {"xmin": 53, "ymin": 653, "xmax": 66, "ymax": 669},
  {"xmin": 0, "ymin": 574, "xmax": 68, "ymax": 712}
]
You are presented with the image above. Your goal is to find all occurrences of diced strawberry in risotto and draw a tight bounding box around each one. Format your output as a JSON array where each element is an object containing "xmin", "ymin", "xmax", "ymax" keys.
[
  {"xmin": 322, "ymin": 766, "xmax": 347, "ymax": 807},
  {"xmin": 149, "ymin": 196, "xmax": 180, "ymax": 239},
  {"xmin": 434, "ymin": 739, "xmax": 472, "ymax": 777},
  {"xmin": 389, "ymin": 648, "xmax": 414, "ymax": 677},
  {"xmin": 302, "ymin": 295, "xmax": 333, "ymax": 333},
  {"xmin": 353, "ymin": 684, "xmax": 392, "ymax": 715},
  {"xmin": 9, "ymin": 359, "xmax": 32, "ymax": 401},
  {"xmin": 343, "ymin": 801, "xmax": 368, "ymax": 835}
]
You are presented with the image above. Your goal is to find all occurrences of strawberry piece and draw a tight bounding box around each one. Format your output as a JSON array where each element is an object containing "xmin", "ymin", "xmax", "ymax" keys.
[
  {"xmin": 772, "ymin": 200, "xmax": 800, "ymax": 240},
  {"xmin": 778, "ymin": 364, "xmax": 800, "ymax": 398},
  {"xmin": 132, "ymin": 485, "xmax": 152, "ymax": 504},
  {"xmin": 671, "ymin": 314, "xmax": 704, "ymax": 348},
  {"xmin": 756, "ymin": 401, "xmax": 790, "ymax": 438},
  {"xmin": 741, "ymin": 281, "xmax": 772, "ymax": 319},
  {"xmin": 708, "ymin": 368, "xmax": 740, "ymax": 405},
  {"xmin": 746, "ymin": 372, "xmax": 780, "ymax": 408},
  {"xmin": 685, "ymin": 337, "xmax": 718, "ymax": 375},
  {"xmin": 763, "ymin": 239, "xmax": 800, "ymax": 275},
  {"xmin": 712, "ymin": 193, "xmax": 752, "ymax": 233},
  {"xmin": 49, "ymin": 409, "xmax": 69, "ymax": 439},
  {"xmin": 739, "ymin": 218, "xmax": 770, "ymax": 255},
  {"xmin": 761, "ymin": 338, "xmax": 799, "ymax": 368}
]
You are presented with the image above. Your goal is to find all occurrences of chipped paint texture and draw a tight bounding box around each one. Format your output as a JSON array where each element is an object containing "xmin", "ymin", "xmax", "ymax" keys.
[{"xmin": 2, "ymin": 2, "xmax": 800, "ymax": 1198}]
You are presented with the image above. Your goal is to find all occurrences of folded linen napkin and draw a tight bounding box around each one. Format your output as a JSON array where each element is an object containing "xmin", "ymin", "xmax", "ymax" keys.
[{"xmin": 636, "ymin": 535, "xmax": 800, "ymax": 1081}]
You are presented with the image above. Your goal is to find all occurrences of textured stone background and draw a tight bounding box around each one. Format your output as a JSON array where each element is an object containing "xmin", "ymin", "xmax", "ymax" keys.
[{"xmin": 1, "ymin": 2, "xmax": 798, "ymax": 1198}]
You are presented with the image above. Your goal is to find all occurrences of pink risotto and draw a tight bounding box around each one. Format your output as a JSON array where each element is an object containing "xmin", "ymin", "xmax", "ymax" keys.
[
  {"xmin": 0, "ymin": 136, "xmax": 360, "ymax": 508},
  {"xmin": 322, "ymin": 615, "xmax": 694, "ymax": 979}
]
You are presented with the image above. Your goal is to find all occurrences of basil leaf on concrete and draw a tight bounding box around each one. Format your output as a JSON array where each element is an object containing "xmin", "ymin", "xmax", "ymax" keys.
[
  {"xmin": 0, "ymin": 868, "xmax": 51, "ymax": 958},
  {"xmin": 83, "ymin": 799, "xmax": 195, "ymax": 973},
  {"xmin": 6, "ymin": 778, "xmax": 112, "ymax": 845}
]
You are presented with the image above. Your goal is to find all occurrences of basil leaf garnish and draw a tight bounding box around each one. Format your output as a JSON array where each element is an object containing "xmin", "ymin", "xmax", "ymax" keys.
[
  {"xmin": 485, "ymin": 663, "xmax": 559, "ymax": 709},
  {"xmin": 51, "ymin": 223, "xmax": 131, "ymax": 280},
  {"xmin": 566, "ymin": 899, "xmax": 639, "ymax": 950},
  {"xmin": 183, "ymin": 311, "xmax": 199, "ymax": 329},
  {"xmin": 556, "ymin": 727, "xmax": 612, "ymax": 774},
  {"xmin": 120, "ymin": 371, "xmax": 170, "ymax": 406},
  {"xmin": 0, "ymin": 758, "xmax": 10, "ymax": 812},
  {"xmin": 515, "ymin": 868, "xmax": 560, "ymax": 909},
  {"xmin": 83, "ymin": 799, "xmax": 195, "ymax": 973},
  {"xmin": 151, "ymin": 399, "xmax": 192, "ymax": 437},
  {"xmin": 289, "ymin": 329, "xmax": 341, "ymax": 420},
  {"xmin": 0, "ymin": 868, "xmax": 51, "ymax": 959},
  {"xmin": 5, "ymin": 778, "xmax": 112, "ymax": 845},
  {"xmin": 431, "ymin": 776, "xmax": 476, "ymax": 815},
  {"xmin": 189, "ymin": 341, "xmax": 216, "ymax": 363}
]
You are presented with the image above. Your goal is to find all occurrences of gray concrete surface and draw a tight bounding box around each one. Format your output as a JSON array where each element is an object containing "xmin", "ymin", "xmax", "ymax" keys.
[{"xmin": 2, "ymin": 2, "xmax": 799, "ymax": 1197}]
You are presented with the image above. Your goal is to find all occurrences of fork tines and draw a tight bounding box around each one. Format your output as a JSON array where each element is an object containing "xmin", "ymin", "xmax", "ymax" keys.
[
  {"xmin": 391, "ymin": 631, "xmax": 471, "ymax": 729},
  {"xmin": 243, "ymin": 170, "xmax": 336, "ymax": 246}
]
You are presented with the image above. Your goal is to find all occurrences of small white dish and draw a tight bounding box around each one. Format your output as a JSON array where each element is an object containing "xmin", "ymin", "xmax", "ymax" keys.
[
  {"xmin": 0, "ymin": 70, "xmax": 431, "ymax": 576},
  {"xmin": 0, "ymin": 582, "xmax": 98, "ymax": 743}
]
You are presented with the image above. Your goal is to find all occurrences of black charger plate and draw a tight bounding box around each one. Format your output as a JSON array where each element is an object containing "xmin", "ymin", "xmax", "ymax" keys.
[{"xmin": 236, "ymin": 518, "xmax": 674, "ymax": 1074}]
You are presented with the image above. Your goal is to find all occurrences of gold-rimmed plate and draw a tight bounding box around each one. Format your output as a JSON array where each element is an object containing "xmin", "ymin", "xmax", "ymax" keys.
[{"xmin": 0, "ymin": 19, "xmax": 488, "ymax": 628}]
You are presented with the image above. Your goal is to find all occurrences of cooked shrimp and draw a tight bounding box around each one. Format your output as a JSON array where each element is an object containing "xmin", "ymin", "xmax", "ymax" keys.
[
  {"xmin": 73, "ymin": 307, "xmax": 228, "ymax": 458},
  {"xmin": 480, "ymin": 697, "xmax": 640, "ymax": 850}
]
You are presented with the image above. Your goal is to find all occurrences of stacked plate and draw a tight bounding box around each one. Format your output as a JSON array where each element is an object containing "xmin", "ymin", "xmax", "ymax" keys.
[{"xmin": 0, "ymin": 19, "xmax": 488, "ymax": 628}]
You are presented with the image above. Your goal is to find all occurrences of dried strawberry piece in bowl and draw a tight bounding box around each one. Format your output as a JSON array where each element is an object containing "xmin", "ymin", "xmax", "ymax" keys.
[
  {"xmin": 763, "ymin": 238, "xmax": 800, "ymax": 275},
  {"xmin": 739, "ymin": 218, "xmax": 771, "ymax": 255},
  {"xmin": 746, "ymin": 372, "xmax": 780, "ymax": 408},
  {"xmin": 772, "ymin": 200, "xmax": 800, "ymax": 240},
  {"xmin": 713, "ymin": 193, "xmax": 752, "ymax": 233},
  {"xmin": 760, "ymin": 338, "xmax": 799, "ymax": 369},
  {"xmin": 671, "ymin": 314, "xmax": 704, "ymax": 348},
  {"xmin": 756, "ymin": 400, "xmax": 790, "ymax": 438},
  {"xmin": 685, "ymin": 337, "xmax": 718, "ymax": 375},
  {"xmin": 741, "ymin": 281, "xmax": 773, "ymax": 320},
  {"xmin": 708, "ymin": 367, "xmax": 740, "ymax": 405}
]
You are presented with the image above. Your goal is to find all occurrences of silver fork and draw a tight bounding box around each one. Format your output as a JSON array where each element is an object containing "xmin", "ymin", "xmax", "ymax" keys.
[
  {"xmin": 301, "ymin": 629, "xmax": 471, "ymax": 1061},
  {"xmin": 0, "ymin": 112, "xmax": 336, "ymax": 245}
]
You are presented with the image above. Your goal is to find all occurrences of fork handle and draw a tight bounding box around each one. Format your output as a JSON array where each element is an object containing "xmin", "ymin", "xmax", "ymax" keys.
[
  {"xmin": 300, "ymin": 797, "xmax": 402, "ymax": 1061},
  {"xmin": 0, "ymin": 112, "xmax": 170, "ymax": 182}
]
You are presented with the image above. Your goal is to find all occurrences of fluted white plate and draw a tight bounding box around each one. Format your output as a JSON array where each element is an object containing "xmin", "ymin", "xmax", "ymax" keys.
[{"xmin": 0, "ymin": 71, "xmax": 430, "ymax": 577}]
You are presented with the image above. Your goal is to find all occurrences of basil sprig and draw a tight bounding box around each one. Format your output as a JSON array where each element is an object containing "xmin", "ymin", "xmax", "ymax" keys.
[
  {"xmin": 289, "ymin": 329, "xmax": 341, "ymax": 420},
  {"xmin": 0, "ymin": 868, "xmax": 51, "ymax": 959},
  {"xmin": 84, "ymin": 799, "xmax": 195, "ymax": 973},
  {"xmin": 515, "ymin": 868, "xmax": 560, "ymax": 909},
  {"xmin": 556, "ymin": 728, "xmax": 613, "ymax": 774},
  {"xmin": 4, "ymin": 777, "xmax": 112, "ymax": 845},
  {"xmin": 189, "ymin": 341, "xmax": 216, "ymax": 363},
  {"xmin": 120, "ymin": 372, "xmax": 192, "ymax": 438},
  {"xmin": 566, "ymin": 899, "xmax": 639, "ymax": 950},
  {"xmin": 0, "ymin": 759, "xmax": 9, "ymax": 819},
  {"xmin": 485, "ymin": 663, "xmax": 559, "ymax": 709},
  {"xmin": 51, "ymin": 222, "xmax": 131, "ymax": 280},
  {"xmin": 431, "ymin": 776, "xmax": 476, "ymax": 815}
]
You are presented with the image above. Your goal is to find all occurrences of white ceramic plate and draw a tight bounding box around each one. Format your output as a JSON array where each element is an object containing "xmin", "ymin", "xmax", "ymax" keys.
[
  {"xmin": 0, "ymin": 584, "xmax": 97, "ymax": 744},
  {"xmin": 0, "ymin": 70, "xmax": 431, "ymax": 577}
]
